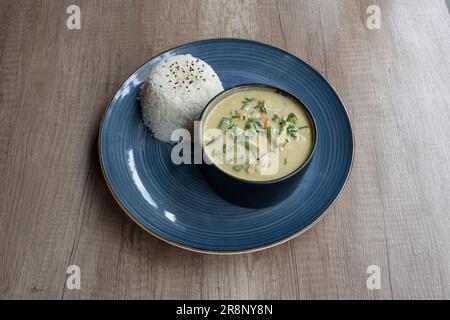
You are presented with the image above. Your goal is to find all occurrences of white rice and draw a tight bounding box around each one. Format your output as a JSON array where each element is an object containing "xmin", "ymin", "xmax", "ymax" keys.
[{"xmin": 140, "ymin": 54, "xmax": 223, "ymax": 142}]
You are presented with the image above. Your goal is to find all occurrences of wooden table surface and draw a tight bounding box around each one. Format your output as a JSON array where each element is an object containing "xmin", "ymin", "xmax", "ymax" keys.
[{"xmin": 1, "ymin": 0, "xmax": 449, "ymax": 300}]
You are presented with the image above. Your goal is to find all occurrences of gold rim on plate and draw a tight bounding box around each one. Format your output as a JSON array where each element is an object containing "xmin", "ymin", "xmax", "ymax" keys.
[{"xmin": 97, "ymin": 38, "xmax": 355, "ymax": 255}]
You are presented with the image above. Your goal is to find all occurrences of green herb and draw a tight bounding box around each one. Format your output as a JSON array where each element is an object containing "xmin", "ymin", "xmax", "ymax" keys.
[
  {"xmin": 206, "ymin": 137, "xmax": 216, "ymax": 146},
  {"xmin": 267, "ymin": 126, "xmax": 272, "ymax": 140},
  {"xmin": 245, "ymin": 116, "xmax": 263, "ymax": 130},
  {"xmin": 284, "ymin": 157, "xmax": 287, "ymax": 165},
  {"xmin": 298, "ymin": 125, "xmax": 309, "ymax": 130},
  {"xmin": 272, "ymin": 114, "xmax": 282, "ymax": 124},
  {"xmin": 233, "ymin": 165, "xmax": 243, "ymax": 172},
  {"xmin": 254, "ymin": 119, "xmax": 263, "ymax": 128},
  {"xmin": 287, "ymin": 124, "xmax": 298, "ymax": 137},
  {"xmin": 241, "ymin": 97, "xmax": 254, "ymax": 110},
  {"xmin": 218, "ymin": 117, "xmax": 230, "ymax": 128},
  {"xmin": 244, "ymin": 139, "xmax": 257, "ymax": 151},
  {"xmin": 254, "ymin": 100, "xmax": 268, "ymax": 114},
  {"xmin": 230, "ymin": 110, "xmax": 239, "ymax": 119},
  {"xmin": 286, "ymin": 113, "xmax": 298, "ymax": 124},
  {"xmin": 223, "ymin": 144, "xmax": 227, "ymax": 154}
]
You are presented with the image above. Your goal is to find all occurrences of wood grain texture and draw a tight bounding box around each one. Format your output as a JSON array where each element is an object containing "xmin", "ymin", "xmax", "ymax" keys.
[{"xmin": 0, "ymin": 0, "xmax": 449, "ymax": 299}]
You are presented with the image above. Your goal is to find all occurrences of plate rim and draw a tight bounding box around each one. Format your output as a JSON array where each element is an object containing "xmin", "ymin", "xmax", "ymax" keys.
[{"xmin": 98, "ymin": 38, "xmax": 355, "ymax": 255}]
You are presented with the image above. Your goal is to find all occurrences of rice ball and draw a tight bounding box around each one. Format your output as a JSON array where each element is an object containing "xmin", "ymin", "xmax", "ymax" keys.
[{"xmin": 140, "ymin": 54, "xmax": 224, "ymax": 142}]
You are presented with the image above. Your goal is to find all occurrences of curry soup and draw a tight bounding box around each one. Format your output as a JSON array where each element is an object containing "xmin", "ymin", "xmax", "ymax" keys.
[{"xmin": 203, "ymin": 88, "xmax": 314, "ymax": 181}]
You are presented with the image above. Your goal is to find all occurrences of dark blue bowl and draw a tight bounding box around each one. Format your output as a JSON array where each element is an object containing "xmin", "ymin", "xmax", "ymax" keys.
[{"xmin": 199, "ymin": 84, "xmax": 317, "ymax": 208}]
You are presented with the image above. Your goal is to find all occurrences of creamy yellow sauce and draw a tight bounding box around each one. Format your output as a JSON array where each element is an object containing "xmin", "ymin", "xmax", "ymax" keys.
[{"xmin": 203, "ymin": 88, "xmax": 314, "ymax": 181}]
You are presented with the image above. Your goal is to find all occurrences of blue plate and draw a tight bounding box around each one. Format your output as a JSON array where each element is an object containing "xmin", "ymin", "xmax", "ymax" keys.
[{"xmin": 99, "ymin": 39, "xmax": 353, "ymax": 253}]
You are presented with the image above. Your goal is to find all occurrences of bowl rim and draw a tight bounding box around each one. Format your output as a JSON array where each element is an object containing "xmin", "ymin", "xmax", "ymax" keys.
[{"xmin": 198, "ymin": 83, "xmax": 318, "ymax": 184}]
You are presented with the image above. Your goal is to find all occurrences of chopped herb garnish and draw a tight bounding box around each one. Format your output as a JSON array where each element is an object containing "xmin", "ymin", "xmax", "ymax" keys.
[
  {"xmin": 254, "ymin": 100, "xmax": 268, "ymax": 114},
  {"xmin": 245, "ymin": 116, "xmax": 263, "ymax": 130},
  {"xmin": 218, "ymin": 117, "xmax": 230, "ymax": 128},
  {"xmin": 244, "ymin": 139, "xmax": 257, "ymax": 151},
  {"xmin": 241, "ymin": 97, "xmax": 254, "ymax": 110},
  {"xmin": 284, "ymin": 157, "xmax": 287, "ymax": 165},
  {"xmin": 233, "ymin": 165, "xmax": 243, "ymax": 172},
  {"xmin": 254, "ymin": 118, "xmax": 263, "ymax": 128},
  {"xmin": 223, "ymin": 144, "xmax": 227, "ymax": 154},
  {"xmin": 248, "ymin": 122, "xmax": 257, "ymax": 130},
  {"xmin": 287, "ymin": 113, "xmax": 298, "ymax": 124},
  {"xmin": 298, "ymin": 125, "xmax": 309, "ymax": 130},
  {"xmin": 287, "ymin": 124, "xmax": 298, "ymax": 137},
  {"xmin": 272, "ymin": 114, "xmax": 282, "ymax": 124}
]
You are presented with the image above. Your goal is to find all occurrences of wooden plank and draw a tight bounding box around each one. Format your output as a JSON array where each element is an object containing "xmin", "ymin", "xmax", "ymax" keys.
[{"xmin": 0, "ymin": 0, "xmax": 449, "ymax": 299}]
